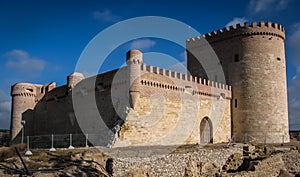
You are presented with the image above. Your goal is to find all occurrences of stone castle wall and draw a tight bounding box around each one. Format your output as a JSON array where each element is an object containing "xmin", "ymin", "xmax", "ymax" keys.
[
  {"xmin": 187, "ymin": 21, "xmax": 289, "ymax": 143},
  {"xmin": 10, "ymin": 21, "xmax": 289, "ymax": 146},
  {"xmin": 11, "ymin": 59, "xmax": 231, "ymax": 147},
  {"xmin": 114, "ymin": 63, "xmax": 231, "ymax": 146}
]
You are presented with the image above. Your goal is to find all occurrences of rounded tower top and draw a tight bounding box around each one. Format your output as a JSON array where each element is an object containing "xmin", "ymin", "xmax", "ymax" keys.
[
  {"xmin": 126, "ymin": 49, "xmax": 143, "ymax": 65},
  {"xmin": 11, "ymin": 82, "xmax": 37, "ymax": 97},
  {"xmin": 68, "ymin": 72, "xmax": 85, "ymax": 78},
  {"xmin": 67, "ymin": 72, "xmax": 85, "ymax": 88}
]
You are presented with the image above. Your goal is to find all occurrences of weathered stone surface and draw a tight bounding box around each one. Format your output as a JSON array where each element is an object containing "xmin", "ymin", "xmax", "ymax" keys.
[
  {"xmin": 107, "ymin": 147, "xmax": 242, "ymax": 177},
  {"xmin": 187, "ymin": 22, "xmax": 289, "ymax": 144},
  {"xmin": 222, "ymin": 153, "xmax": 244, "ymax": 171},
  {"xmin": 282, "ymin": 150, "xmax": 300, "ymax": 173},
  {"xmin": 10, "ymin": 21, "xmax": 289, "ymax": 149}
]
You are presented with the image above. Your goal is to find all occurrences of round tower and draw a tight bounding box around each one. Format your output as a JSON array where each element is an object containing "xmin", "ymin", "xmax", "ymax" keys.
[
  {"xmin": 67, "ymin": 72, "xmax": 85, "ymax": 88},
  {"xmin": 126, "ymin": 49, "xmax": 143, "ymax": 109},
  {"xmin": 187, "ymin": 21, "xmax": 289, "ymax": 143},
  {"xmin": 10, "ymin": 83, "xmax": 37, "ymax": 140}
]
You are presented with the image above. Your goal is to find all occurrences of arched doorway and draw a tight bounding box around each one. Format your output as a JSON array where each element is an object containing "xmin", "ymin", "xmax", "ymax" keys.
[{"xmin": 200, "ymin": 117, "xmax": 213, "ymax": 144}]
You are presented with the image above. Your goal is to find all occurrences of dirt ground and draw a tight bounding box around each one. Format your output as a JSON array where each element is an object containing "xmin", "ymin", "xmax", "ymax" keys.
[
  {"xmin": 0, "ymin": 146, "xmax": 110, "ymax": 177},
  {"xmin": 0, "ymin": 141, "xmax": 300, "ymax": 177}
]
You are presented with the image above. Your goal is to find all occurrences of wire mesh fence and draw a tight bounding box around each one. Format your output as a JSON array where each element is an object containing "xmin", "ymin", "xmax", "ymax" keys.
[
  {"xmin": 10, "ymin": 131, "xmax": 294, "ymax": 151},
  {"xmin": 14, "ymin": 133, "xmax": 100, "ymax": 149}
]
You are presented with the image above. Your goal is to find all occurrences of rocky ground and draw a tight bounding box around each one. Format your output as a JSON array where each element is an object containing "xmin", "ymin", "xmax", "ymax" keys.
[
  {"xmin": 0, "ymin": 142, "xmax": 299, "ymax": 176},
  {"xmin": 105, "ymin": 142, "xmax": 300, "ymax": 177},
  {"xmin": 0, "ymin": 146, "xmax": 110, "ymax": 177}
]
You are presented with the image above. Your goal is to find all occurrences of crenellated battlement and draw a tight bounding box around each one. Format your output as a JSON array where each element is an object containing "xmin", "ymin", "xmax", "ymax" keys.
[
  {"xmin": 11, "ymin": 83, "xmax": 39, "ymax": 97},
  {"xmin": 140, "ymin": 63, "xmax": 231, "ymax": 99},
  {"xmin": 186, "ymin": 21, "xmax": 285, "ymax": 46},
  {"xmin": 10, "ymin": 20, "xmax": 289, "ymax": 145}
]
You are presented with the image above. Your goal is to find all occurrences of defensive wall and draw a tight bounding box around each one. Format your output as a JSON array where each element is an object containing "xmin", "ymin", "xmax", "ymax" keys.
[
  {"xmin": 114, "ymin": 50, "xmax": 231, "ymax": 146},
  {"xmin": 11, "ymin": 49, "xmax": 232, "ymax": 147}
]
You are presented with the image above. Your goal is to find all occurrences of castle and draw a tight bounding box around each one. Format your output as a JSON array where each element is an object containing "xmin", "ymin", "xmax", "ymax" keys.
[{"xmin": 10, "ymin": 21, "xmax": 289, "ymax": 147}]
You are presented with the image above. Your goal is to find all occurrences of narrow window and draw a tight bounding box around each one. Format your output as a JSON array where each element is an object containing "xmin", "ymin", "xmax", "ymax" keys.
[
  {"xmin": 26, "ymin": 88, "xmax": 33, "ymax": 92},
  {"xmin": 220, "ymin": 93, "xmax": 225, "ymax": 99},
  {"xmin": 234, "ymin": 54, "xmax": 240, "ymax": 62},
  {"xmin": 235, "ymin": 99, "xmax": 238, "ymax": 108},
  {"xmin": 277, "ymin": 57, "xmax": 281, "ymax": 61}
]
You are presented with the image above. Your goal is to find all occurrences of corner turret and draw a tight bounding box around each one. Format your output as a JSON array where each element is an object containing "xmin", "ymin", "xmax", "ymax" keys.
[
  {"xmin": 126, "ymin": 50, "xmax": 143, "ymax": 109},
  {"xmin": 67, "ymin": 72, "xmax": 85, "ymax": 88},
  {"xmin": 10, "ymin": 83, "xmax": 38, "ymax": 140},
  {"xmin": 126, "ymin": 49, "xmax": 143, "ymax": 65}
]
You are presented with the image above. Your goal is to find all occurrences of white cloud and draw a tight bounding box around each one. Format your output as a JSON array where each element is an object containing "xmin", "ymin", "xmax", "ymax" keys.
[
  {"xmin": 130, "ymin": 39, "xmax": 156, "ymax": 51},
  {"xmin": 0, "ymin": 90, "xmax": 11, "ymax": 129},
  {"xmin": 248, "ymin": 0, "xmax": 289, "ymax": 15},
  {"xmin": 5, "ymin": 49, "xmax": 46, "ymax": 74},
  {"xmin": 225, "ymin": 17, "xmax": 248, "ymax": 27},
  {"xmin": 93, "ymin": 9, "xmax": 121, "ymax": 23}
]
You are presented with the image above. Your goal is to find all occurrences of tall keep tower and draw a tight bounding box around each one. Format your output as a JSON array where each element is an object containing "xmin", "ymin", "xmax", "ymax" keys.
[{"xmin": 187, "ymin": 21, "xmax": 289, "ymax": 143}]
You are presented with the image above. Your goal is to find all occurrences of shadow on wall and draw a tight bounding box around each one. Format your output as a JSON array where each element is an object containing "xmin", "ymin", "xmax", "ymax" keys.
[{"xmin": 12, "ymin": 72, "xmax": 127, "ymax": 148}]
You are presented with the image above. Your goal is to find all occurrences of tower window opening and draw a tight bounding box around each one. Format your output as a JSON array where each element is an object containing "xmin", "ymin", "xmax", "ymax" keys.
[
  {"xmin": 234, "ymin": 54, "xmax": 240, "ymax": 62},
  {"xmin": 277, "ymin": 57, "xmax": 281, "ymax": 61},
  {"xmin": 220, "ymin": 93, "xmax": 225, "ymax": 99},
  {"xmin": 235, "ymin": 99, "xmax": 237, "ymax": 108},
  {"xmin": 26, "ymin": 88, "xmax": 33, "ymax": 92}
]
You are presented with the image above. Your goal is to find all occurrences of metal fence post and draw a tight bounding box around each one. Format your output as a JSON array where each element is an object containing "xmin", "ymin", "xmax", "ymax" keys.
[
  {"xmin": 85, "ymin": 133, "xmax": 88, "ymax": 147},
  {"xmin": 49, "ymin": 134, "xmax": 56, "ymax": 151},
  {"xmin": 21, "ymin": 127, "xmax": 24, "ymax": 144},
  {"xmin": 25, "ymin": 136, "xmax": 33, "ymax": 156},
  {"xmin": 68, "ymin": 133, "xmax": 74, "ymax": 149}
]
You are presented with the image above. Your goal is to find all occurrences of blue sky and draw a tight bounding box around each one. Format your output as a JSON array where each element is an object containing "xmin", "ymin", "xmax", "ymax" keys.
[{"xmin": 1, "ymin": 0, "xmax": 300, "ymax": 130}]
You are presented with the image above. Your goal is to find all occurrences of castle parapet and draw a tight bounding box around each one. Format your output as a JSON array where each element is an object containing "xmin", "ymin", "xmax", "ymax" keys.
[
  {"xmin": 11, "ymin": 83, "xmax": 37, "ymax": 97},
  {"xmin": 140, "ymin": 63, "xmax": 231, "ymax": 99},
  {"xmin": 186, "ymin": 21, "xmax": 285, "ymax": 48}
]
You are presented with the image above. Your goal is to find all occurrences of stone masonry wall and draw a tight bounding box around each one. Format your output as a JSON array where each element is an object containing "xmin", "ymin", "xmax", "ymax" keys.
[
  {"xmin": 187, "ymin": 21, "xmax": 289, "ymax": 143},
  {"xmin": 114, "ymin": 67, "xmax": 231, "ymax": 147}
]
